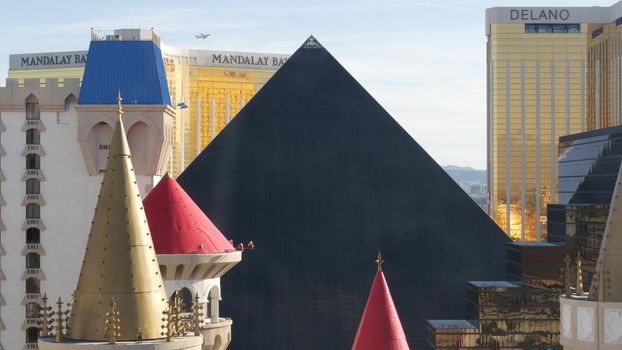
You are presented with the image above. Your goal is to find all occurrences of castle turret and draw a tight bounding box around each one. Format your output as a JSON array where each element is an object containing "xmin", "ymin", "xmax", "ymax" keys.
[
  {"xmin": 352, "ymin": 253, "xmax": 409, "ymax": 350},
  {"xmin": 144, "ymin": 174, "xmax": 242, "ymax": 349},
  {"xmin": 38, "ymin": 95, "xmax": 202, "ymax": 349}
]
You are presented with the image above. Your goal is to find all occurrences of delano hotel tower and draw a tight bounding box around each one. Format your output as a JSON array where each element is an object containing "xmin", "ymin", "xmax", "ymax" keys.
[{"xmin": 487, "ymin": 3, "xmax": 622, "ymax": 241}]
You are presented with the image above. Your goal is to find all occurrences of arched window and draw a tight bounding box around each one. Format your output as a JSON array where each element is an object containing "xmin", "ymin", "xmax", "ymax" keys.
[
  {"xmin": 26, "ymin": 154, "xmax": 40, "ymax": 170},
  {"xmin": 26, "ymin": 253, "xmax": 40, "ymax": 269},
  {"xmin": 25, "ymin": 278, "xmax": 40, "ymax": 294},
  {"xmin": 26, "ymin": 128, "xmax": 40, "ymax": 145},
  {"xmin": 26, "ymin": 204, "xmax": 40, "ymax": 219},
  {"xmin": 26, "ymin": 179, "xmax": 40, "ymax": 194},
  {"xmin": 26, "ymin": 228, "xmax": 40, "ymax": 244},
  {"xmin": 25, "ymin": 302, "xmax": 40, "ymax": 318},
  {"xmin": 209, "ymin": 286, "xmax": 220, "ymax": 322},
  {"xmin": 26, "ymin": 327, "xmax": 39, "ymax": 343},
  {"xmin": 25, "ymin": 94, "xmax": 40, "ymax": 120},
  {"xmin": 169, "ymin": 288, "xmax": 193, "ymax": 313},
  {"xmin": 87, "ymin": 122, "xmax": 113, "ymax": 173}
]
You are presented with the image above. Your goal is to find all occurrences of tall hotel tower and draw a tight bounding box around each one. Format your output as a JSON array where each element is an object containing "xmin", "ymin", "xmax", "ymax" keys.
[{"xmin": 485, "ymin": 4, "xmax": 622, "ymax": 241}]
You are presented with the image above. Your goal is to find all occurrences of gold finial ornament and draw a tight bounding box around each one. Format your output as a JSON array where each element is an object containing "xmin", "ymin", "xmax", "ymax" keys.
[
  {"xmin": 39, "ymin": 293, "xmax": 52, "ymax": 336},
  {"xmin": 192, "ymin": 293, "xmax": 203, "ymax": 336},
  {"xmin": 104, "ymin": 297, "xmax": 121, "ymax": 344},
  {"xmin": 375, "ymin": 251, "xmax": 384, "ymax": 272},
  {"xmin": 564, "ymin": 254, "xmax": 572, "ymax": 298},
  {"xmin": 55, "ymin": 297, "xmax": 64, "ymax": 343},
  {"xmin": 172, "ymin": 290, "xmax": 187, "ymax": 337},
  {"xmin": 67, "ymin": 94, "xmax": 168, "ymax": 341},
  {"xmin": 161, "ymin": 300, "xmax": 175, "ymax": 342},
  {"xmin": 575, "ymin": 252, "xmax": 585, "ymax": 296},
  {"xmin": 117, "ymin": 90, "xmax": 123, "ymax": 118}
]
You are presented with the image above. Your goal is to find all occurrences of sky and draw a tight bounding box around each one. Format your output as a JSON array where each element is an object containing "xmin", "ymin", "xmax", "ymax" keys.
[{"xmin": 0, "ymin": 0, "xmax": 615, "ymax": 169}]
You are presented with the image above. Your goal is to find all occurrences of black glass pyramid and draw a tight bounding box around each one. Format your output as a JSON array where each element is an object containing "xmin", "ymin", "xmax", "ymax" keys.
[{"xmin": 177, "ymin": 36, "xmax": 510, "ymax": 349}]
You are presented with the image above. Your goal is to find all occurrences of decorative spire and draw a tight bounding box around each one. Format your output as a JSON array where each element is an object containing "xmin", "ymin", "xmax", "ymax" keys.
[
  {"xmin": 589, "ymin": 162, "xmax": 622, "ymax": 302},
  {"xmin": 67, "ymin": 94, "xmax": 168, "ymax": 341},
  {"xmin": 192, "ymin": 293, "xmax": 203, "ymax": 336},
  {"xmin": 104, "ymin": 297, "xmax": 121, "ymax": 344},
  {"xmin": 564, "ymin": 254, "xmax": 572, "ymax": 298},
  {"xmin": 575, "ymin": 252, "xmax": 584, "ymax": 296},
  {"xmin": 39, "ymin": 293, "xmax": 51, "ymax": 337},
  {"xmin": 352, "ymin": 254, "xmax": 410, "ymax": 350},
  {"xmin": 375, "ymin": 251, "xmax": 384, "ymax": 272},
  {"xmin": 117, "ymin": 89, "xmax": 123, "ymax": 118}
]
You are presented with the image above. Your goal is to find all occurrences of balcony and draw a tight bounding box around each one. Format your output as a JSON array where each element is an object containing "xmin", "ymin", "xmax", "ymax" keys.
[
  {"xmin": 0, "ymin": 118, "xmax": 4, "ymax": 132},
  {"xmin": 21, "ymin": 119, "xmax": 45, "ymax": 132},
  {"xmin": 22, "ymin": 194, "xmax": 45, "ymax": 206},
  {"xmin": 22, "ymin": 244, "xmax": 45, "ymax": 256},
  {"xmin": 0, "ymin": 144, "xmax": 4, "ymax": 157},
  {"xmin": 0, "ymin": 268, "xmax": 4, "ymax": 281},
  {"xmin": 0, "ymin": 169, "xmax": 4, "ymax": 181},
  {"xmin": 0, "ymin": 243, "xmax": 5, "ymax": 256},
  {"xmin": 22, "ymin": 268, "xmax": 45, "ymax": 281},
  {"xmin": 22, "ymin": 218, "xmax": 45, "ymax": 231},
  {"xmin": 0, "ymin": 218, "xmax": 4, "ymax": 231},
  {"xmin": 200, "ymin": 318, "xmax": 233, "ymax": 350},
  {"xmin": 0, "ymin": 195, "xmax": 5, "ymax": 206},
  {"xmin": 21, "ymin": 169, "xmax": 45, "ymax": 181},
  {"xmin": 22, "ymin": 293, "xmax": 42, "ymax": 305},
  {"xmin": 21, "ymin": 318, "xmax": 39, "ymax": 330},
  {"xmin": 22, "ymin": 144, "xmax": 45, "ymax": 157}
]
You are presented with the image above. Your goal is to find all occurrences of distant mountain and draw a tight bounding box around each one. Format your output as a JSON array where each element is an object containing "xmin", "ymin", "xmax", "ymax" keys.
[{"xmin": 443, "ymin": 165, "xmax": 486, "ymax": 186}]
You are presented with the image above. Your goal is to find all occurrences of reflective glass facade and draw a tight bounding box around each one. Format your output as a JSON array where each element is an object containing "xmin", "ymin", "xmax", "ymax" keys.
[
  {"xmin": 487, "ymin": 20, "xmax": 587, "ymax": 242},
  {"xmin": 587, "ymin": 20, "xmax": 622, "ymax": 130}
]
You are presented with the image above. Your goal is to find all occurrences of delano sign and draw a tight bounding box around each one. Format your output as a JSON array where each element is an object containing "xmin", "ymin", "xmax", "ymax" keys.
[
  {"xmin": 510, "ymin": 9, "xmax": 570, "ymax": 21},
  {"xmin": 9, "ymin": 51, "xmax": 88, "ymax": 71}
]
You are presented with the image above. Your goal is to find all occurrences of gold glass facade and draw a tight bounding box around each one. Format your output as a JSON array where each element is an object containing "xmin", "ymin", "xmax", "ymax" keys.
[
  {"xmin": 586, "ymin": 21, "xmax": 622, "ymax": 130},
  {"xmin": 488, "ymin": 22, "xmax": 588, "ymax": 241},
  {"xmin": 162, "ymin": 53, "xmax": 282, "ymax": 176}
]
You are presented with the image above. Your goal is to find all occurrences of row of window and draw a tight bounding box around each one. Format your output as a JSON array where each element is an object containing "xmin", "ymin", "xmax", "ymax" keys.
[{"xmin": 525, "ymin": 23, "xmax": 581, "ymax": 34}]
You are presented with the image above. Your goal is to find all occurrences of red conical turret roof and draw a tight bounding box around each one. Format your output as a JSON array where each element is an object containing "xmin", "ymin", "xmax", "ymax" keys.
[
  {"xmin": 144, "ymin": 174, "xmax": 234, "ymax": 254},
  {"xmin": 352, "ymin": 256, "xmax": 410, "ymax": 350}
]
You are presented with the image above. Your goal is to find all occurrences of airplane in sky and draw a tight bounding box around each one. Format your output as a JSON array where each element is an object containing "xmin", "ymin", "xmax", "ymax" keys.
[{"xmin": 195, "ymin": 33, "xmax": 210, "ymax": 40}]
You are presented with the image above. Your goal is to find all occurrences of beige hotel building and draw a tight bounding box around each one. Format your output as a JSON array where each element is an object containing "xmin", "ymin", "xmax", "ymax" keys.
[{"xmin": 487, "ymin": 3, "xmax": 622, "ymax": 242}]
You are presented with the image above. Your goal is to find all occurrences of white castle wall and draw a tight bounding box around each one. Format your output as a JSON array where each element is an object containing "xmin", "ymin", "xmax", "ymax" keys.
[{"xmin": 0, "ymin": 78, "xmax": 169, "ymax": 349}]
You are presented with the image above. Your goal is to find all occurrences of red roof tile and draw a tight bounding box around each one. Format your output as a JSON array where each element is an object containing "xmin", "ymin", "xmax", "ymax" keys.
[
  {"xmin": 144, "ymin": 175, "xmax": 234, "ymax": 254},
  {"xmin": 352, "ymin": 271, "xmax": 410, "ymax": 350}
]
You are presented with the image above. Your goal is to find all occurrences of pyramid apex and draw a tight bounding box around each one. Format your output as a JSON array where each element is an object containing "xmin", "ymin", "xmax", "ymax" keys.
[{"xmin": 302, "ymin": 35, "xmax": 323, "ymax": 49}]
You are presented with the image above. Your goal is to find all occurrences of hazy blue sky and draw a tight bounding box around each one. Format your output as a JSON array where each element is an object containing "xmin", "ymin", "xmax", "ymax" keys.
[{"xmin": 0, "ymin": 0, "xmax": 614, "ymax": 168}]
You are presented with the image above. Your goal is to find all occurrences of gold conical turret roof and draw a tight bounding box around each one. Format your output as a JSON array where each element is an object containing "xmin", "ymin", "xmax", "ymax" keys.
[
  {"xmin": 589, "ymin": 161, "xmax": 622, "ymax": 302},
  {"xmin": 68, "ymin": 94, "xmax": 167, "ymax": 341}
]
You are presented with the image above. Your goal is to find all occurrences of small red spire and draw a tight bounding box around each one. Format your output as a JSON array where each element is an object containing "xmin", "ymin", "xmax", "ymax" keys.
[
  {"xmin": 144, "ymin": 174, "xmax": 234, "ymax": 254},
  {"xmin": 352, "ymin": 253, "xmax": 410, "ymax": 350}
]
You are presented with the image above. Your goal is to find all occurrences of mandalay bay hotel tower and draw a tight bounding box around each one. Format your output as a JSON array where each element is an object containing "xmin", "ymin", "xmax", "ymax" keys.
[{"xmin": 487, "ymin": 3, "xmax": 622, "ymax": 241}]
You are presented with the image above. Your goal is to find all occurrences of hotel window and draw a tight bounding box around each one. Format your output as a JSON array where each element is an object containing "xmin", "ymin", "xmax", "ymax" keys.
[
  {"xmin": 25, "ymin": 95, "xmax": 40, "ymax": 120},
  {"xmin": 26, "ymin": 253, "xmax": 40, "ymax": 269},
  {"xmin": 25, "ymin": 277, "xmax": 40, "ymax": 293},
  {"xmin": 26, "ymin": 154, "xmax": 40, "ymax": 169},
  {"xmin": 26, "ymin": 128, "xmax": 40, "ymax": 145},
  {"xmin": 25, "ymin": 302, "xmax": 40, "ymax": 318},
  {"xmin": 592, "ymin": 27, "xmax": 604, "ymax": 38},
  {"xmin": 26, "ymin": 204, "xmax": 40, "ymax": 219},
  {"xmin": 26, "ymin": 179, "xmax": 40, "ymax": 194},
  {"xmin": 617, "ymin": 17, "xmax": 622, "ymax": 26},
  {"xmin": 525, "ymin": 23, "xmax": 580, "ymax": 34},
  {"xmin": 26, "ymin": 228, "xmax": 40, "ymax": 244},
  {"xmin": 26, "ymin": 327, "xmax": 38, "ymax": 343}
]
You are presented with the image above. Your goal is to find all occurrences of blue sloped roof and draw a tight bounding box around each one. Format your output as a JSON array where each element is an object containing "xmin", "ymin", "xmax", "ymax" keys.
[{"xmin": 78, "ymin": 40, "xmax": 171, "ymax": 105}]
